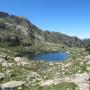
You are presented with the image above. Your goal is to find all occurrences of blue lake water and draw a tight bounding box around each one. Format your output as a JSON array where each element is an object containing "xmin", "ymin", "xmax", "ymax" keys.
[{"xmin": 33, "ymin": 52, "xmax": 68, "ymax": 62}]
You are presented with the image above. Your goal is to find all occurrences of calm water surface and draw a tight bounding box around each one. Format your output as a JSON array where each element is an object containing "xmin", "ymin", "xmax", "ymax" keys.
[{"xmin": 33, "ymin": 52, "xmax": 68, "ymax": 62}]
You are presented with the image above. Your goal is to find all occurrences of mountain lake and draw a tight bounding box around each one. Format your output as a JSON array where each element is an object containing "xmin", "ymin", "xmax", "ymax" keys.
[{"xmin": 33, "ymin": 52, "xmax": 68, "ymax": 62}]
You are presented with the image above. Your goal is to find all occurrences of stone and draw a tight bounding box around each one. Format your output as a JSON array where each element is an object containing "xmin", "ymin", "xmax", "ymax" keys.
[
  {"xmin": 0, "ymin": 58, "xmax": 5, "ymax": 63},
  {"xmin": 40, "ymin": 78, "xmax": 62, "ymax": 86},
  {"xmin": 27, "ymin": 71, "xmax": 42, "ymax": 83},
  {"xmin": 2, "ymin": 81, "xmax": 24, "ymax": 89},
  {"xmin": 18, "ymin": 86, "xmax": 22, "ymax": 89},
  {"xmin": 2, "ymin": 62, "xmax": 13, "ymax": 68},
  {"xmin": 41, "ymin": 80, "xmax": 54, "ymax": 86},
  {"xmin": 85, "ymin": 55, "xmax": 90, "ymax": 59},
  {"xmin": 15, "ymin": 57, "xmax": 30, "ymax": 68},
  {"xmin": 86, "ymin": 61, "xmax": 90, "ymax": 65},
  {"xmin": 64, "ymin": 62, "xmax": 72, "ymax": 68},
  {"xmin": 0, "ymin": 73, "xmax": 5, "ymax": 80},
  {"xmin": 15, "ymin": 57, "xmax": 22, "ymax": 63},
  {"xmin": 73, "ymin": 73, "xmax": 89, "ymax": 83},
  {"xmin": 87, "ymin": 66, "xmax": 90, "ymax": 71},
  {"xmin": 72, "ymin": 73, "xmax": 90, "ymax": 90}
]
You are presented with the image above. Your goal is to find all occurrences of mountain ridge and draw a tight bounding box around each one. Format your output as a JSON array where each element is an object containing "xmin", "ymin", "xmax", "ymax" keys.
[{"xmin": 0, "ymin": 11, "xmax": 90, "ymax": 47}]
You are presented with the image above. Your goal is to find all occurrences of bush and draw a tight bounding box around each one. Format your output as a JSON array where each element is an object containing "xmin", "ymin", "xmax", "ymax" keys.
[{"xmin": 86, "ymin": 46, "xmax": 90, "ymax": 54}]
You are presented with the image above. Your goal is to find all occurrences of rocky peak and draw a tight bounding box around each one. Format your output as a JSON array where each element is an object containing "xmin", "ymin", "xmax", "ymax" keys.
[{"xmin": 0, "ymin": 12, "xmax": 9, "ymax": 17}]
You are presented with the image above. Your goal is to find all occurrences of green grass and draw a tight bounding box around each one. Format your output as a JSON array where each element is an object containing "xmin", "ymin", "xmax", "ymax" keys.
[
  {"xmin": 21, "ymin": 82, "xmax": 77, "ymax": 90},
  {"xmin": 9, "ymin": 67, "xmax": 28, "ymax": 81},
  {"xmin": 0, "ymin": 28, "xmax": 16, "ymax": 35}
]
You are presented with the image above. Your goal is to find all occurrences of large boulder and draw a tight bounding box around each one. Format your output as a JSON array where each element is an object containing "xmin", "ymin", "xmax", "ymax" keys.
[
  {"xmin": 14, "ymin": 57, "xmax": 30, "ymax": 67},
  {"xmin": 15, "ymin": 57, "xmax": 28, "ymax": 63},
  {"xmin": 15, "ymin": 57, "xmax": 22, "ymax": 63},
  {"xmin": 2, "ymin": 81, "xmax": 24, "ymax": 89}
]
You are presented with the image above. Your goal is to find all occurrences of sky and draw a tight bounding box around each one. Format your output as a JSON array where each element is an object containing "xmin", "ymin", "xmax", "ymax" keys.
[{"xmin": 0, "ymin": 0, "xmax": 90, "ymax": 39}]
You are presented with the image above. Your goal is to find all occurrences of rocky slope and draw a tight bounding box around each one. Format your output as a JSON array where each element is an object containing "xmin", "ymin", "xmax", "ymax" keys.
[
  {"xmin": 0, "ymin": 47, "xmax": 90, "ymax": 90},
  {"xmin": 0, "ymin": 11, "xmax": 90, "ymax": 47}
]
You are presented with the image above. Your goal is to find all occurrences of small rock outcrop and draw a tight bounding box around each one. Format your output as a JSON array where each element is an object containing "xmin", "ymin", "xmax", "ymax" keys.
[
  {"xmin": 0, "ymin": 73, "xmax": 5, "ymax": 80},
  {"xmin": 2, "ymin": 81, "xmax": 24, "ymax": 89}
]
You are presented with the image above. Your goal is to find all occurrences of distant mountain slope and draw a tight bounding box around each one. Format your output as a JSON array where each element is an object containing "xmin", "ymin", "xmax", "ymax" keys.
[{"xmin": 0, "ymin": 11, "xmax": 90, "ymax": 47}]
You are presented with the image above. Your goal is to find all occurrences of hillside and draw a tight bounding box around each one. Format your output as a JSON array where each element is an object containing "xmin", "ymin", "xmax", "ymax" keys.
[{"xmin": 0, "ymin": 11, "xmax": 90, "ymax": 47}]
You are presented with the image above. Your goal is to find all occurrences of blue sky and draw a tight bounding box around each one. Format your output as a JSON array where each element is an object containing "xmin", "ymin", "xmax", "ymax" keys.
[{"xmin": 0, "ymin": 0, "xmax": 90, "ymax": 39}]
